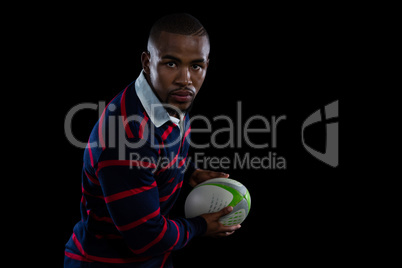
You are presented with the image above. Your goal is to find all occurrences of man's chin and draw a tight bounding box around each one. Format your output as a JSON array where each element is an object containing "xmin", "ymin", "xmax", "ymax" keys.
[{"xmin": 168, "ymin": 101, "xmax": 192, "ymax": 113}]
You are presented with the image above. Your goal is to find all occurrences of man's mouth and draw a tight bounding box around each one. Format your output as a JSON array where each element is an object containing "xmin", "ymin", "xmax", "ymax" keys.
[{"xmin": 170, "ymin": 89, "xmax": 194, "ymax": 103}]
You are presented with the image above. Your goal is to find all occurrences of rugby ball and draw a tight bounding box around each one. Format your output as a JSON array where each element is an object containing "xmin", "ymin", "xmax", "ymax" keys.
[{"xmin": 185, "ymin": 178, "xmax": 251, "ymax": 226}]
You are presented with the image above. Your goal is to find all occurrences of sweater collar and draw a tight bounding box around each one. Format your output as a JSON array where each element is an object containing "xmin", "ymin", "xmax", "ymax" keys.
[{"xmin": 135, "ymin": 71, "xmax": 181, "ymax": 128}]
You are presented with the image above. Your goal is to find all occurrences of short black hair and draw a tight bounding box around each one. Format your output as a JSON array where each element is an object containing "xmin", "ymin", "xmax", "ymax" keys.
[{"xmin": 148, "ymin": 13, "xmax": 209, "ymax": 44}]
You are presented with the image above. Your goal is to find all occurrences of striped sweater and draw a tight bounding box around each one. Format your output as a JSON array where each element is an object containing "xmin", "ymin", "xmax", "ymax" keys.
[{"xmin": 64, "ymin": 74, "xmax": 206, "ymax": 267}]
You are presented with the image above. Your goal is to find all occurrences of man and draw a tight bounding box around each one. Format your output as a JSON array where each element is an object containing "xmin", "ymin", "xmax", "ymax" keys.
[{"xmin": 64, "ymin": 13, "xmax": 241, "ymax": 267}]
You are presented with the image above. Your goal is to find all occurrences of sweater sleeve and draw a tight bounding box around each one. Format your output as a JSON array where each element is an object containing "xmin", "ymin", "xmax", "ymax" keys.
[{"xmin": 96, "ymin": 139, "xmax": 206, "ymax": 257}]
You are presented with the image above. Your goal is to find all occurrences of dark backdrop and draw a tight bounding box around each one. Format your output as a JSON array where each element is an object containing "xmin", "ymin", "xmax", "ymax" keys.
[{"xmin": 55, "ymin": 5, "xmax": 357, "ymax": 267}]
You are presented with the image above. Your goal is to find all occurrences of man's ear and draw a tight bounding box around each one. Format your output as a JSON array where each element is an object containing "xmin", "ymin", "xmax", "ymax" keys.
[{"xmin": 141, "ymin": 51, "xmax": 151, "ymax": 74}]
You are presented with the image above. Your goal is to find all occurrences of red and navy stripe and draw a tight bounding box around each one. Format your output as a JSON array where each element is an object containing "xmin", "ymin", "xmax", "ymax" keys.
[{"xmin": 65, "ymin": 81, "xmax": 205, "ymax": 267}]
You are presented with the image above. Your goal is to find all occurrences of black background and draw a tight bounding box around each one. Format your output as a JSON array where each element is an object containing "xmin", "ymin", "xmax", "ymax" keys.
[{"xmin": 51, "ymin": 4, "xmax": 359, "ymax": 267}]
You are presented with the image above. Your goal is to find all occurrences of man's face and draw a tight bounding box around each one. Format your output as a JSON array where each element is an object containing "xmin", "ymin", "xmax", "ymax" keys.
[{"xmin": 142, "ymin": 31, "xmax": 210, "ymax": 112}]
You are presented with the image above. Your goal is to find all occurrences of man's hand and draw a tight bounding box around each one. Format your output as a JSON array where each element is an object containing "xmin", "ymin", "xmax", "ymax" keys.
[
  {"xmin": 189, "ymin": 169, "xmax": 229, "ymax": 188},
  {"xmin": 201, "ymin": 206, "xmax": 241, "ymax": 237}
]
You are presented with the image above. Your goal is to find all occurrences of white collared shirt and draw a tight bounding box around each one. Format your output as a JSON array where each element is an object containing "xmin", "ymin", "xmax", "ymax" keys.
[{"xmin": 135, "ymin": 71, "xmax": 184, "ymax": 137}]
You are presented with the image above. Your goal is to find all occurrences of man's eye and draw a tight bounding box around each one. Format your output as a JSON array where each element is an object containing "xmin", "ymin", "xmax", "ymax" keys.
[
  {"xmin": 192, "ymin": 64, "xmax": 201, "ymax": 70},
  {"xmin": 166, "ymin": 62, "xmax": 176, "ymax": 68}
]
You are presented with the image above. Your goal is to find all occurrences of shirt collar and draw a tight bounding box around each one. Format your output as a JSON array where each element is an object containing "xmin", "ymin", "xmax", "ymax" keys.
[{"xmin": 135, "ymin": 71, "xmax": 183, "ymax": 128}]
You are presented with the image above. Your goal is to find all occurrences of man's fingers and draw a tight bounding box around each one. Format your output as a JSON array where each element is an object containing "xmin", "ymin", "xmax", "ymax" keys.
[
  {"xmin": 223, "ymin": 224, "xmax": 241, "ymax": 232},
  {"xmin": 202, "ymin": 208, "xmax": 242, "ymax": 237},
  {"xmin": 219, "ymin": 224, "xmax": 241, "ymax": 233},
  {"xmin": 216, "ymin": 206, "xmax": 233, "ymax": 217},
  {"xmin": 216, "ymin": 224, "xmax": 241, "ymax": 237},
  {"xmin": 208, "ymin": 171, "xmax": 229, "ymax": 179},
  {"xmin": 217, "ymin": 231, "xmax": 235, "ymax": 237}
]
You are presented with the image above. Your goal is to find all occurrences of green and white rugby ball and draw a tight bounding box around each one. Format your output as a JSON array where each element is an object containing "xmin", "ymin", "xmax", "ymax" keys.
[{"xmin": 185, "ymin": 178, "xmax": 251, "ymax": 226}]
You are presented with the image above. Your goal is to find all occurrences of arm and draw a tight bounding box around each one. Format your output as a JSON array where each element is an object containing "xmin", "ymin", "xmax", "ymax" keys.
[{"xmin": 96, "ymin": 141, "xmax": 206, "ymax": 257}]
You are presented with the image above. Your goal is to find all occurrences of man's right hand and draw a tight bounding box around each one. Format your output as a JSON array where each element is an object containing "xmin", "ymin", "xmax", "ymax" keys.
[{"xmin": 201, "ymin": 206, "xmax": 241, "ymax": 237}]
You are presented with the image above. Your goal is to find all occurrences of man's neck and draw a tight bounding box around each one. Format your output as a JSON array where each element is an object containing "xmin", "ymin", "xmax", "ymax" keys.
[{"xmin": 167, "ymin": 108, "xmax": 180, "ymax": 119}]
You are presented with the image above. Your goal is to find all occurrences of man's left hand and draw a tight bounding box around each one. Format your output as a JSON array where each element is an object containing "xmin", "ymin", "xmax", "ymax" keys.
[{"xmin": 188, "ymin": 169, "xmax": 229, "ymax": 187}]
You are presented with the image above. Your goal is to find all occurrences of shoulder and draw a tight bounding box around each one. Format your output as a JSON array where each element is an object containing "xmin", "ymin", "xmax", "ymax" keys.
[{"xmin": 84, "ymin": 81, "xmax": 150, "ymax": 167}]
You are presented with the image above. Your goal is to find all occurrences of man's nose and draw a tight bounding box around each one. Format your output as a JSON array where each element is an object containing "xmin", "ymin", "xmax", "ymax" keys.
[{"xmin": 174, "ymin": 68, "xmax": 192, "ymax": 87}]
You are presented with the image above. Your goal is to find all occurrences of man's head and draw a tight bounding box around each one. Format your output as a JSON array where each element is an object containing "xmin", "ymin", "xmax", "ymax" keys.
[{"xmin": 141, "ymin": 13, "xmax": 210, "ymax": 113}]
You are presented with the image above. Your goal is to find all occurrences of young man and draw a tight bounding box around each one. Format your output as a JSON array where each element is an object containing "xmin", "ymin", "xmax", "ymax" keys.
[{"xmin": 64, "ymin": 13, "xmax": 241, "ymax": 267}]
